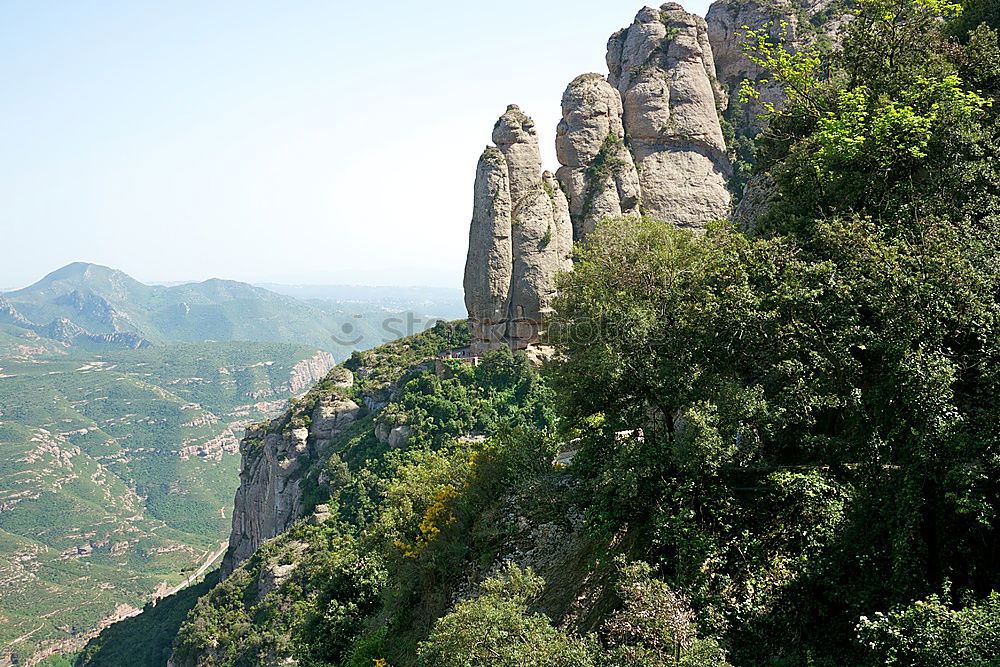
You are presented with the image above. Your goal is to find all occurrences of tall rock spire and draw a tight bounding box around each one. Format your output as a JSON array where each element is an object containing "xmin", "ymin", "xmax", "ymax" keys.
[
  {"xmin": 556, "ymin": 73, "xmax": 642, "ymax": 241},
  {"xmin": 464, "ymin": 105, "xmax": 573, "ymax": 354},
  {"xmin": 607, "ymin": 3, "xmax": 731, "ymax": 230},
  {"xmin": 465, "ymin": 4, "xmax": 739, "ymax": 353},
  {"xmin": 463, "ymin": 146, "xmax": 513, "ymax": 352}
]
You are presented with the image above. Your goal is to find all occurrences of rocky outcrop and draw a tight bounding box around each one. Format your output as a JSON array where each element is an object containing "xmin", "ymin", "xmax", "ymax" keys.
[
  {"xmin": 607, "ymin": 3, "xmax": 732, "ymax": 229},
  {"xmin": 284, "ymin": 351, "xmax": 336, "ymax": 395},
  {"xmin": 222, "ymin": 392, "xmax": 360, "ymax": 575},
  {"xmin": 0, "ymin": 298, "xmax": 152, "ymax": 350},
  {"xmin": 556, "ymin": 74, "xmax": 642, "ymax": 241},
  {"xmin": 464, "ymin": 147, "xmax": 513, "ymax": 352},
  {"xmin": 465, "ymin": 4, "xmax": 748, "ymax": 349},
  {"xmin": 706, "ymin": 0, "xmax": 850, "ymax": 138},
  {"xmin": 0, "ymin": 297, "xmax": 35, "ymax": 328},
  {"xmin": 464, "ymin": 105, "xmax": 573, "ymax": 353},
  {"xmin": 38, "ymin": 317, "xmax": 152, "ymax": 349},
  {"xmin": 54, "ymin": 289, "xmax": 138, "ymax": 333},
  {"xmin": 732, "ymin": 172, "xmax": 777, "ymax": 231}
]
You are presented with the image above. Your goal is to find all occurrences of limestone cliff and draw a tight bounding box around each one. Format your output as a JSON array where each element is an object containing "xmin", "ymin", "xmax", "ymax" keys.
[
  {"xmin": 464, "ymin": 105, "xmax": 573, "ymax": 354},
  {"xmin": 222, "ymin": 368, "xmax": 359, "ymax": 575},
  {"xmin": 607, "ymin": 3, "xmax": 732, "ymax": 229}
]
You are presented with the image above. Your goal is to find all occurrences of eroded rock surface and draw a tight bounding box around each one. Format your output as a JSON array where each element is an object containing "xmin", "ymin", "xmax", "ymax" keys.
[
  {"xmin": 464, "ymin": 147, "xmax": 513, "ymax": 352},
  {"xmin": 556, "ymin": 74, "xmax": 641, "ymax": 240},
  {"xmin": 607, "ymin": 3, "xmax": 732, "ymax": 229},
  {"xmin": 465, "ymin": 105, "xmax": 573, "ymax": 353},
  {"xmin": 222, "ymin": 394, "xmax": 360, "ymax": 575}
]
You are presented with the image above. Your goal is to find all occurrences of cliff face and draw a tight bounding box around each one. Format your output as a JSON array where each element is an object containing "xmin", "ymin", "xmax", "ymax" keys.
[
  {"xmin": 706, "ymin": 0, "xmax": 851, "ymax": 137},
  {"xmin": 706, "ymin": 0, "xmax": 851, "ymax": 228},
  {"xmin": 464, "ymin": 106, "xmax": 573, "ymax": 354},
  {"xmin": 222, "ymin": 368, "xmax": 358, "ymax": 575}
]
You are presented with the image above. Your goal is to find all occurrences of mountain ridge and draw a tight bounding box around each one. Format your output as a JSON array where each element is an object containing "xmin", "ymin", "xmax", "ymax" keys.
[{"xmin": 2, "ymin": 263, "xmax": 455, "ymax": 358}]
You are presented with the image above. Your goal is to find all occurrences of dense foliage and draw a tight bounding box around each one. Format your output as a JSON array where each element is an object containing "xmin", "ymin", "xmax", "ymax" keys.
[
  {"xmin": 551, "ymin": 0, "xmax": 1000, "ymax": 663},
  {"xmin": 165, "ymin": 336, "xmax": 564, "ymax": 666}
]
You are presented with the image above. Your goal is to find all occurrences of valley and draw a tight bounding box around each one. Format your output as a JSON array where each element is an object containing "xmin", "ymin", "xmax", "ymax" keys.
[{"xmin": 0, "ymin": 264, "xmax": 459, "ymax": 663}]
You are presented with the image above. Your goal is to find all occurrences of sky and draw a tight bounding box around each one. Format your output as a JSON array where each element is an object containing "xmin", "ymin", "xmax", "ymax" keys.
[{"xmin": 1, "ymin": 0, "xmax": 714, "ymax": 290}]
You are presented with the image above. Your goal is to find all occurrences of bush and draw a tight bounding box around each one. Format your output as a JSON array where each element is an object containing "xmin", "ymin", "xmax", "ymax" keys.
[
  {"xmin": 602, "ymin": 558, "xmax": 732, "ymax": 667},
  {"xmin": 416, "ymin": 563, "xmax": 599, "ymax": 667},
  {"xmin": 856, "ymin": 591, "xmax": 1000, "ymax": 666}
]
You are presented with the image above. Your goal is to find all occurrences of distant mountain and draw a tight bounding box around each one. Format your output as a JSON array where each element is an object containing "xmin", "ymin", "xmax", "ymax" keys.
[{"xmin": 2, "ymin": 263, "xmax": 450, "ymax": 359}]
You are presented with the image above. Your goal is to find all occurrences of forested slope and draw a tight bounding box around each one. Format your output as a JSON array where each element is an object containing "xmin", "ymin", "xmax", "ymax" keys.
[{"xmin": 79, "ymin": 1, "xmax": 1000, "ymax": 665}]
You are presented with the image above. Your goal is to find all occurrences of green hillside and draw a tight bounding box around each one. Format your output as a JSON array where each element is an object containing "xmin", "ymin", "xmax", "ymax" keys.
[
  {"xmin": 0, "ymin": 263, "xmax": 459, "ymax": 662},
  {"xmin": 0, "ymin": 342, "xmax": 330, "ymax": 661},
  {"xmin": 79, "ymin": 3, "xmax": 1000, "ymax": 666}
]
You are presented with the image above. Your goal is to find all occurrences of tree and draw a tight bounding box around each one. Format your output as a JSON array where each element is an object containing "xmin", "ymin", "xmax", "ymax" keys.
[{"xmin": 416, "ymin": 564, "xmax": 598, "ymax": 667}]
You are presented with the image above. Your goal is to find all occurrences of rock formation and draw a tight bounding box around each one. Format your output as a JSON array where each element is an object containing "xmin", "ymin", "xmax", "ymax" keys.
[
  {"xmin": 465, "ymin": 4, "xmax": 750, "ymax": 350},
  {"xmin": 607, "ymin": 3, "xmax": 732, "ymax": 229},
  {"xmin": 464, "ymin": 105, "xmax": 573, "ymax": 353},
  {"xmin": 222, "ymin": 391, "xmax": 360, "ymax": 575},
  {"xmin": 464, "ymin": 147, "xmax": 513, "ymax": 352},
  {"xmin": 556, "ymin": 74, "xmax": 642, "ymax": 241},
  {"xmin": 707, "ymin": 0, "xmax": 851, "ymax": 138}
]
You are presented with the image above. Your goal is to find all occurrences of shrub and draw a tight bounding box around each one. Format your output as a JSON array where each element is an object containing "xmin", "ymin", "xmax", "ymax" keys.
[
  {"xmin": 856, "ymin": 591, "xmax": 1000, "ymax": 666},
  {"xmin": 416, "ymin": 564, "xmax": 599, "ymax": 667}
]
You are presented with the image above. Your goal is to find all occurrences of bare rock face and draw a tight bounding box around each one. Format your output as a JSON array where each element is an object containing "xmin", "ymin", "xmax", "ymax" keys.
[
  {"xmin": 732, "ymin": 171, "xmax": 777, "ymax": 231},
  {"xmin": 464, "ymin": 105, "xmax": 573, "ymax": 353},
  {"xmin": 464, "ymin": 147, "xmax": 513, "ymax": 352},
  {"xmin": 256, "ymin": 540, "xmax": 307, "ymax": 601},
  {"xmin": 706, "ymin": 0, "xmax": 850, "ymax": 138},
  {"xmin": 556, "ymin": 74, "xmax": 642, "ymax": 240},
  {"xmin": 607, "ymin": 3, "xmax": 732, "ymax": 230},
  {"xmin": 222, "ymin": 395, "xmax": 360, "ymax": 576}
]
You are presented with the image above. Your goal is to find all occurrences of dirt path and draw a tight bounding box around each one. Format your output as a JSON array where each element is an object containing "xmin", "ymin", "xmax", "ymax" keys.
[{"xmin": 161, "ymin": 541, "xmax": 227, "ymax": 599}]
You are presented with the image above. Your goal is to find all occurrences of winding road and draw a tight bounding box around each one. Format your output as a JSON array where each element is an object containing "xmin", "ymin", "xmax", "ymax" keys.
[{"xmin": 163, "ymin": 541, "xmax": 228, "ymax": 598}]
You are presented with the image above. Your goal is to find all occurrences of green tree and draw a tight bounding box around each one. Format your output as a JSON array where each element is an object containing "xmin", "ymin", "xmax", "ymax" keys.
[
  {"xmin": 856, "ymin": 591, "xmax": 1000, "ymax": 665},
  {"xmin": 416, "ymin": 564, "xmax": 598, "ymax": 667}
]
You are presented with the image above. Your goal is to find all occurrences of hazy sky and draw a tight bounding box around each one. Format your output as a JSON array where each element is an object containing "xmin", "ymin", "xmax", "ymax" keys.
[{"xmin": 1, "ymin": 1, "xmax": 714, "ymax": 290}]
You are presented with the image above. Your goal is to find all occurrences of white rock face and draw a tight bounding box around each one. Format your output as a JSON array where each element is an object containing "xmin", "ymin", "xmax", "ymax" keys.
[
  {"xmin": 607, "ymin": 3, "xmax": 732, "ymax": 230},
  {"xmin": 556, "ymin": 74, "xmax": 642, "ymax": 241},
  {"xmin": 221, "ymin": 395, "xmax": 360, "ymax": 575},
  {"xmin": 464, "ymin": 105, "xmax": 573, "ymax": 353}
]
